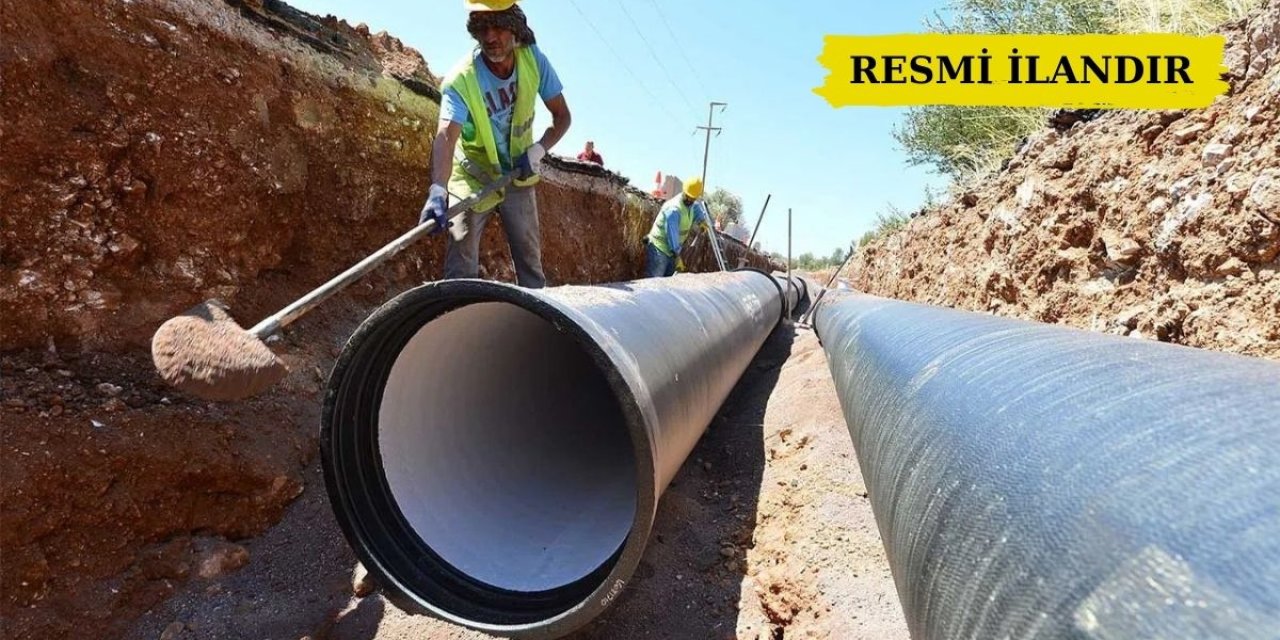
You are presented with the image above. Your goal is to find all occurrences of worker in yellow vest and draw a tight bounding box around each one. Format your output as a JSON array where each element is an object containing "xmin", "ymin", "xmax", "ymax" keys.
[
  {"xmin": 644, "ymin": 177, "xmax": 711, "ymax": 278},
  {"xmin": 418, "ymin": 0, "xmax": 572, "ymax": 289}
]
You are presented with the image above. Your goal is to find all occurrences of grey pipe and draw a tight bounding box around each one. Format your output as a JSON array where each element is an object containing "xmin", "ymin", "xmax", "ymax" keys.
[
  {"xmin": 812, "ymin": 291, "xmax": 1280, "ymax": 639},
  {"xmin": 321, "ymin": 271, "xmax": 784, "ymax": 638},
  {"xmin": 769, "ymin": 272, "xmax": 813, "ymax": 318}
]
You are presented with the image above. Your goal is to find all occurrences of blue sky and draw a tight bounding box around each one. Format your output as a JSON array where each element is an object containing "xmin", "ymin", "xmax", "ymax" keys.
[{"xmin": 287, "ymin": 0, "xmax": 951, "ymax": 256}]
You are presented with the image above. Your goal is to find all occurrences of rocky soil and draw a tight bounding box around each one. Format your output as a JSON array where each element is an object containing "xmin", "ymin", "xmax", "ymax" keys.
[{"xmin": 852, "ymin": 1, "xmax": 1280, "ymax": 360}]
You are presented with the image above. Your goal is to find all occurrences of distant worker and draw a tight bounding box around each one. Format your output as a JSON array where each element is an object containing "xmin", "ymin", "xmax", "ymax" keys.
[
  {"xmin": 417, "ymin": 0, "xmax": 572, "ymax": 289},
  {"xmin": 644, "ymin": 176, "xmax": 710, "ymax": 278},
  {"xmin": 576, "ymin": 140, "xmax": 604, "ymax": 166}
]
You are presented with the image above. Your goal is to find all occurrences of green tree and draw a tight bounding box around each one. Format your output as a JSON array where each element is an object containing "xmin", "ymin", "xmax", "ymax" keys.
[
  {"xmin": 828, "ymin": 246, "xmax": 847, "ymax": 266},
  {"xmin": 703, "ymin": 187, "xmax": 744, "ymax": 227}
]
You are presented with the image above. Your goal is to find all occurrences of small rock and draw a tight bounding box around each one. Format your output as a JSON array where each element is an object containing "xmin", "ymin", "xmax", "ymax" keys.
[
  {"xmin": 1226, "ymin": 173, "xmax": 1253, "ymax": 194},
  {"xmin": 1172, "ymin": 123, "xmax": 1206, "ymax": 144},
  {"xmin": 1201, "ymin": 143, "xmax": 1232, "ymax": 167},
  {"xmin": 96, "ymin": 382, "xmax": 123, "ymax": 397},
  {"xmin": 1139, "ymin": 125, "xmax": 1164, "ymax": 141},
  {"xmin": 111, "ymin": 233, "xmax": 141, "ymax": 257},
  {"xmin": 1245, "ymin": 105, "xmax": 1264, "ymax": 123},
  {"xmin": 1216, "ymin": 257, "xmax": 1247, "ymax": 277},
  {"xmin": 1038, "ymin": 143, "xmax": 1078, "ymax": 171},
  {"xmin": 1147, "ymin": 197, "xmax": 1170, "ymax": 214},
  {"xmin": 1101, "ymin": 231, "xmax": 1142, "ymax": 265},
  {"xmin": 703, "ymin": 461, "xmax": 712, "ymax": 471},
  {"xmin": 159, "ymin": 621, "xmax": 185, "ymax": 640},
  {"xmin": 1215, "ymin": 157, "xmax": 1237, "ymax": 177},
  {"xmin": 100, "ymin": 398, "xmax": 126, "ymax": 413},
  {"xmin": 353, "ymin": 564, "xmax": 379, "ymax": 597},
  {"xmin": 50, "ymin": 405, "xmax": 64, "ymax": 417},
  {"xmin": 197, "ymin": 543, "xmax": 249, "ymax": 579},
  {"xmin": 1247, "ymin": 169, "xmax": 1279, "ymax": 212},
  {"xmin": 720, "ymin": 546, "xmax": 737, "ymax": 558}
]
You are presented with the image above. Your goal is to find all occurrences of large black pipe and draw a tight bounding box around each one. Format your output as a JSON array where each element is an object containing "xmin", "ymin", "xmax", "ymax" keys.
[
  {"xmin": 321, "ymin": 271, "xmax": 783, "ymax": 638},
  {"xmin": 813, "ymin": 291, "xmax": 1280, "ymax": 639}
]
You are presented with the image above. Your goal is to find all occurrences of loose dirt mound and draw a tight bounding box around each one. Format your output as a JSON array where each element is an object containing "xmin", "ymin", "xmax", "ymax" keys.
[{"xmin": 852, "ymin": 2, "xmax": 1280, "ymax": 360}]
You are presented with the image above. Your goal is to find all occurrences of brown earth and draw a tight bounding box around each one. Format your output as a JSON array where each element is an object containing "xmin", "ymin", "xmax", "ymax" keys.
[{"xmin": 852, "ymin": 1, "xmax": 1280, "ymax": 360}]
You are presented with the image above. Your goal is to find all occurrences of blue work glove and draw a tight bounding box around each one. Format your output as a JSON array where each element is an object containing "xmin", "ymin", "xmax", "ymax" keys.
[
  {"xmin": 418, "ymin": 184, "xmax": 448, "ymax": 234},
  {"xmin": 514, "ymin": 143, "xmax": 546, "ymax": 181}
]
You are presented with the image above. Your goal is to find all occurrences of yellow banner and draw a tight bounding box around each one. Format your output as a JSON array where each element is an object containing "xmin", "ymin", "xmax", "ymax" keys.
[{"xmin": 813, "ymin": 34, "xmax": 1229, "ymax": 109}]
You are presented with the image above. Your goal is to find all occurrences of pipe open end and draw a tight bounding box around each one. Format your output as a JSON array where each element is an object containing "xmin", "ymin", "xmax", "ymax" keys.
[
  {"xmin": 323, "ymin": 281, "xmax": 654, "ymax": 633},
  {"xmin": 380, "ymin": 301, "xmax": 638, "ymax": 593}
]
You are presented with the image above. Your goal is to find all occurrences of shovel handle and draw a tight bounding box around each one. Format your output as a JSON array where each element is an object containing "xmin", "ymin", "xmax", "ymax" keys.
[{"xmin": 248, "ymin": 174, "xmax": 514, "ymax": 338}]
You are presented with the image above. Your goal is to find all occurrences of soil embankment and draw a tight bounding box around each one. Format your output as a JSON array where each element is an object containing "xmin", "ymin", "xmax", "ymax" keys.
[{"xmin": 851, "ymin": 2, "xmax": 1280, "ymax": 359}]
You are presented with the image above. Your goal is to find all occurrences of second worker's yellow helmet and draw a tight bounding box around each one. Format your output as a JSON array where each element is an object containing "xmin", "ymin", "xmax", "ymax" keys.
[{"xmin": 683, "ymin": 176, "xmax": 704, "ymax": 199}]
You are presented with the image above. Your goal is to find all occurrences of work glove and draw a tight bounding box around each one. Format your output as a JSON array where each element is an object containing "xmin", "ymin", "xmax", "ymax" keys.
[
  {"xmin": 515, "ymin": 142, "xmax": 546, "ymax": 181},
  {"xmin": 418, "ymin": 184, "xmax": 448, "ymax": 234}
]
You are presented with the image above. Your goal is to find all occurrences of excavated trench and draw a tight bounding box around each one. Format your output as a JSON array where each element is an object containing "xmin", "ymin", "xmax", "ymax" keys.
[{"xmin": 0, "ymin": 1, "xmax": 786, "ymax": 638}]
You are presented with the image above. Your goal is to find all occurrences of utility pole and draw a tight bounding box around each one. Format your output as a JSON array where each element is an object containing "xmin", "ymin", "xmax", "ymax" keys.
[{"xmin": 697, "ymin": 101, "xmax": 727, "ymax": 186}]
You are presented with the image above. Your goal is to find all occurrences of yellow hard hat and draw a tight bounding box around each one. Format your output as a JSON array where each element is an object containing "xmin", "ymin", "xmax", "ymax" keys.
[
  {"xmin": 683, "ymin": 176, "xmax": 704, "ymax": 199},
  {"xmin": 464, "ymin": 0, "xmax": 519, "ymax": 10}
]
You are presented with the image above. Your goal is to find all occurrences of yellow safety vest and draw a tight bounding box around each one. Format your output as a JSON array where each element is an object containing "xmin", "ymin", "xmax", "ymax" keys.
[
  {"xmin": 441, "ymin": 46, "xmax": 541, "ymax": 213},
  {"xmin": 646, "ymin": 196, "xmax": 696, "ymax": 257}
]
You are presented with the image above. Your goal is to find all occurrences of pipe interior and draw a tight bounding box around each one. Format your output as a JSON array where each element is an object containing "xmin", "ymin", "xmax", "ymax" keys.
[{"xmin": 378, "ymin": 301, "xmax": 637, "ymax": 593}]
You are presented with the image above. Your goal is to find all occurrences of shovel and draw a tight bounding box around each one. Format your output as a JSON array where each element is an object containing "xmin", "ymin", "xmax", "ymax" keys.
[{"xmin": 150, "ymin": 174, "xmax": 514, "ymax": 401}]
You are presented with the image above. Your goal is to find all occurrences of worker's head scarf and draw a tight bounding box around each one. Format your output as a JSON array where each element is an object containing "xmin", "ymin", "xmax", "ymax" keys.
[{"xmin": 467, "ymin": 5, "xmax": 536, "ymax": 46}]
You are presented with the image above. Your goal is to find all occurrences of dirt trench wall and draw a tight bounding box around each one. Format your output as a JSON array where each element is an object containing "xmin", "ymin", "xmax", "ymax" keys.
[
  {"xmin": 0, "ymin": 0, "xmax": 671, "ymax": 356},
  {"xmin": 851, "ymin": 1, "xmax": 1280, "ymax": 360}
]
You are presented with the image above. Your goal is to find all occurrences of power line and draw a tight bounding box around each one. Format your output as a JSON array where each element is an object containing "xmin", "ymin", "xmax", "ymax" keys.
[
  {"xmin": 615, "ymin": 0, "xmax": 698, "ymax": 114},
  {"xmin": 642, "ymin": 0, "xmax": 711, "ymax": 98},
  {"xmin": 565, "ymin": 0, "xmax": 685, "ymax": 126}
]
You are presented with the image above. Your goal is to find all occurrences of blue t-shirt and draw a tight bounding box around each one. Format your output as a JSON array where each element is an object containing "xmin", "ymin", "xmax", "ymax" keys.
[{"xmin": 440, "ymin": 45, "xmax": 563, "ymax": 170}]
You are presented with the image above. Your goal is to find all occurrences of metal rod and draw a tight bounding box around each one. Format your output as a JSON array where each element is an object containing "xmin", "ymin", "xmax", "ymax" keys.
[
  {"xmin": 738, "ymin": 194, "xmax": 771, "ymax": 269},
  {"xmin": 798, "ymin": 242, "xmax": 857, "ymax": 326},
  {"xmin": 322, "ymin": 271, "xmax": 787, "ymax": 638},
  {"xmin": 248, "ymin": 175, "xmax": 514, "ymax": 338},
  {"xmin": 707, "ymin": 224, "xmax": 728, "ymax": 272},
  {"xmin": 786, "ymin": 208, "xmax": 792, "ymax": 317},
  {"xmin": 813, "ymin": 291, "xmax": 1280, "ymax": 640}
]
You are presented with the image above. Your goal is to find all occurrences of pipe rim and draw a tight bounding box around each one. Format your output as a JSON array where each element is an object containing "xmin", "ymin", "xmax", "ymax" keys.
[
  {"xmin": 734, "ymin": 267, "xmax": 788, "ymax": 322},
  {"xmin": 321, "ymin": 279, "xmax": 658, "ymax": 638}
]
